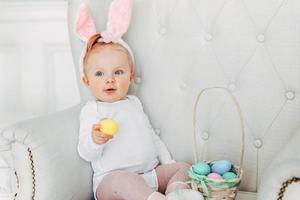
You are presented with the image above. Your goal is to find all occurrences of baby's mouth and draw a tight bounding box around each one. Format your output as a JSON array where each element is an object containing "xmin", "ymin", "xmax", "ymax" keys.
[{"xmin": 104, "ymin": 88, "xmax": 117, "ymax": 93}]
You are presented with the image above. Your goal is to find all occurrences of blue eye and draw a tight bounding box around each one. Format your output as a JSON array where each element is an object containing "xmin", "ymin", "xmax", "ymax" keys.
[
  {"xmin": 95, "ymin": 71, "xmax": 104, "ymax": 77},
  {"xmin": 115, "ymin": 70, "xmax": 124, "ymax": 75}
]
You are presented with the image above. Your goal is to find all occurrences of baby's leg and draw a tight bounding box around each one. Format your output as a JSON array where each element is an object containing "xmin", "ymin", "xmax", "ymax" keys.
[
  {"xmin": 96, "ymin": 170, "xmax": 166, "ymax": 200},
  {"xmin": 155, "ymin": 162, "xmax": 191, "ymax": 195}
]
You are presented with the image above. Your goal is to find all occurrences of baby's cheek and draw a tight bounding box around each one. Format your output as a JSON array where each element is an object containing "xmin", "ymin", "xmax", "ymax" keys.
[
  {"xmin": 119, "ymin": 79, "xmax": 131, "ymax": 91},
  {"xmin": 91, "ymin": 83, "xmax": 103, "ymax": 95}
]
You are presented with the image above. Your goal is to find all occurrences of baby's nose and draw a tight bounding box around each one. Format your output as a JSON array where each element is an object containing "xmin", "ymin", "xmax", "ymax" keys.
[{"xmin": 106, "ymin": 75, "xmax": 115, "ymax": 83}]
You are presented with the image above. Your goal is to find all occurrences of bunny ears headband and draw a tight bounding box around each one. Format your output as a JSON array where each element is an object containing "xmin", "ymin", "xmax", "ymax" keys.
[{"xmin": 76, "ymin": 0, "xmax": 134, "ymax": 76}]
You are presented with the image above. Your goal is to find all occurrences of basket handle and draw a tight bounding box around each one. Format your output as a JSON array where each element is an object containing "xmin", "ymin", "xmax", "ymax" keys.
[{"xmin": 192, "ymin": 87, "xmax": 245, "ymax": 176}]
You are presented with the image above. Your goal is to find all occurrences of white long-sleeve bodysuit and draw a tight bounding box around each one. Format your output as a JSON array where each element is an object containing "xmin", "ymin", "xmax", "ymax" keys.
[{"xmin": 78, "ymin": 95, "xmax": 174, "ymax": 197}]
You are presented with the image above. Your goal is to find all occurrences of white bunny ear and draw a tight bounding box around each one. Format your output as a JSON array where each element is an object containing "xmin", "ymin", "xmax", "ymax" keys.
[
  {"xmin": 105, "ymin": 0, "xmax": 133, "ymax": 40},
  {"xmin": 76, "ymin": 3, "xmax": 97, "ymax": 42}
]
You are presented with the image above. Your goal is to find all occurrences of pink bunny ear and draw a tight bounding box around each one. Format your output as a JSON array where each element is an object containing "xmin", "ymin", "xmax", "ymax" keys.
[
  {"xmin": 106, "ymin": 0, "xmax": 133, "ymax": 39},
  {"xmin": 76, "ymin": 3, "xmax": 97, "ymax": 41}
]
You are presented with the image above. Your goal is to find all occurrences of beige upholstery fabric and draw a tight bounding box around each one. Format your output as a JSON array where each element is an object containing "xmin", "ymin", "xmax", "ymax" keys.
[{"xmin": 69, "ymin": 0, "xmax": 300, "ymax": 194}]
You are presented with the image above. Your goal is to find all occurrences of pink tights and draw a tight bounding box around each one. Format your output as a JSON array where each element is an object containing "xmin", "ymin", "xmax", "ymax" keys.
[{"xmin": 96, "ymin": 162, "xmax": 191, "ymax": 200}]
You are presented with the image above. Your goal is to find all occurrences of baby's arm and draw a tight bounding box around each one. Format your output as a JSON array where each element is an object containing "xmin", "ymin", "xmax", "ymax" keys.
[
  {"xmin": 152, "ymin": 131, "xmax": 176, "ymax": 164},
  {"xmin": 78, "ymin": 102, "xmax": 106, "ymax": 162},
  {"xmin": 129, "ymin": 95, "xmax": 176, "ymax": 164}
]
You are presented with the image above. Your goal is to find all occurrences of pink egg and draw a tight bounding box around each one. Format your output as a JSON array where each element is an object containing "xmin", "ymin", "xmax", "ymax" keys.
[{"xmin": 207, "ymin": 173, "xmax": 223, "ymax": 179}]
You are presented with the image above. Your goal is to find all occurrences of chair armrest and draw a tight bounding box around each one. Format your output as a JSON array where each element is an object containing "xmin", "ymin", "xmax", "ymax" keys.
[
  {"xmin": 0, "ymin": 105, "xmax": 93, "ymax": 200},
  {"xmin": 257, "ymin": 127, "xmax": 300, "ymax": 200}
]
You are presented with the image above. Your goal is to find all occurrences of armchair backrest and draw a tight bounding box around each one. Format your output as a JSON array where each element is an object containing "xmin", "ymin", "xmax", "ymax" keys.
[{"xmin": 68, "ymin": 0, "xmax": 300, "ymax": 192}]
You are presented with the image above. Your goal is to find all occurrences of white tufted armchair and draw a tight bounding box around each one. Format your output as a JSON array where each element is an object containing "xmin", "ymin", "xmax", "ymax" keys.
[{"xmin": 1, "ymin": 0, "xmax": 300, "ymax": 199}]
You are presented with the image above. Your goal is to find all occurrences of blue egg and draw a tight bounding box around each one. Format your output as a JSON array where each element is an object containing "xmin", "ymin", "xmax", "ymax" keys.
[
  {"xmin": 211, "ymin": 160, "xmax": 232, "ymax": 175},
  {"xmin": 193, "ymin": 162, "xmax": 211, "ymax": 176},
  {"xmin": 222, "ymin": 172, "xmax": 237, "ymax": 179}
]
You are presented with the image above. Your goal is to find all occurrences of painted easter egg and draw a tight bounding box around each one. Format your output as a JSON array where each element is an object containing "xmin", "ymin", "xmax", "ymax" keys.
[
  {"xmin": 193, "ymin": 162, "xmax": 211, "ymax": 176},
  {"xmin": 222, "ymin": 172, "xmax": 237, "ymax": 179},
  {"xmin": 211, "ymin": 160, "xmax": 232, "ymax": 175},
  {"xmin": 100, "ymin": 119, "xmax": 118, "ymax": 136},
  {"xmin": 207, "ymin": 173, "xmax": 223, "ymax": 179}
]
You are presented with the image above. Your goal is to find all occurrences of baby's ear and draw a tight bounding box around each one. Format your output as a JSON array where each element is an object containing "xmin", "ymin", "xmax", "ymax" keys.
[
  {"xmin": 130, "ymin": 71, "xmax": 135, "ymax": 81},
  {"xmin": 82, "ymin": 76, "xmax": 90, "ymax": 87}
]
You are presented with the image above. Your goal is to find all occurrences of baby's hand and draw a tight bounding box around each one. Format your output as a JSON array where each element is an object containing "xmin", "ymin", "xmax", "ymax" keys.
[{"xmin": 92, "ymin": 124, "xmax": 113, "ymax": 144}]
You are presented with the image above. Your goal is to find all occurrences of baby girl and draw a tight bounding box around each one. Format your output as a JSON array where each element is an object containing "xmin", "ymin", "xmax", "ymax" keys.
[{"xmin": 76, "ymin": 1, "xmax": 203, "ymax": 200}]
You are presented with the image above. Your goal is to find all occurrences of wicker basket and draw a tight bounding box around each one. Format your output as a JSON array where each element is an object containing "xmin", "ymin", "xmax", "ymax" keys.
[{"xmin": 188, "ymin": 87, "xmax": 245, "ymax": 200}]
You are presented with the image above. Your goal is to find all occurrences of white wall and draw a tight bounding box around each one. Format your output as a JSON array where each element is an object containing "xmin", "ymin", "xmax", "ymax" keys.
[
  {"xmin": 0, "ymin": 2, "xmax": 78, "ymax": 198},
  {"xmin": 0, "ymin": 1, "xmax": 79, "ymax": 132}
]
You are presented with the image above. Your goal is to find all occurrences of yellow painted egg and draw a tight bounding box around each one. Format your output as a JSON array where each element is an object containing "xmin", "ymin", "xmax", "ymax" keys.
[{"xmin": 100, "ymin": 119, "xmax": 118, "ymax": 136}]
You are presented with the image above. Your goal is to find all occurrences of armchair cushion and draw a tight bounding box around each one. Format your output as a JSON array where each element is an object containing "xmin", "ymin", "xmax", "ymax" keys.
[
  {"xmin": 258, "ymin": 127, "xmax": 300, "ymax": 200},
  {"xmin": 1, "ymin": 106, "xmax": 93, "ymax": 200}
]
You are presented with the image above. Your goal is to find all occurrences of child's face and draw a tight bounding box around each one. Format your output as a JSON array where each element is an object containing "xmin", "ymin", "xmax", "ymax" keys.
[{"xmin": 83, "ymin": 45, "xmax": 132, "ymax": 102}]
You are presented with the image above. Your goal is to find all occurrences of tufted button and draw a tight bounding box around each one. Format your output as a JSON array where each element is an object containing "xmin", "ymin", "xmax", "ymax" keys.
[
  {"xmin": 205, "ymin": 33, "xmax": 213, "ymax": 41},
  {"xmin": 179, "ymin": 82, "xmax": 187, "ymax": 90},
  {"xmin": 228, "ymin": 83, "xmax": 237, "ymax": 91},
  {"xmin": 159, "ymin": 27, "xmax": 167, "ymax": 35},
  {"xmin": 154, "ymin": 128, "xmax": 161, "ymax": 136},
  {"xmin": 253, "ymin": 139, "xmax": 263, "ymax": 148},
  {"xmin": 285, "ymin": 91, "xmax": 295, "ymax": 100},
  {"xmin": 201, "ymin": 131, "xmax": 209, "ymax": 140},
  {"xmin": 257, "ymin": 34, "xmax": 265, "ymax": 43},
  {"xmin": 134, "ymin": 77, "xmax": 142, "ymax": 84}
]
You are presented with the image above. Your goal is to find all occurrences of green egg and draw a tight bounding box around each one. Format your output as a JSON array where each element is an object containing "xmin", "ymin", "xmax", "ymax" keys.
[
  {"xmin": 193, "ymin": 162, "xmax": 211, "ymax": 176},
  {"xmin": 222, "ymin": 172, "xmax": 237, "ymax": 179}
]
